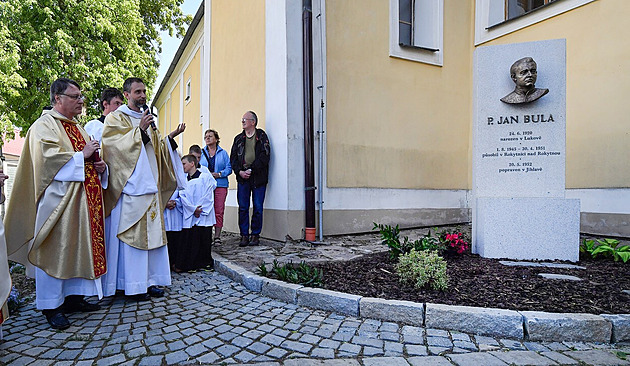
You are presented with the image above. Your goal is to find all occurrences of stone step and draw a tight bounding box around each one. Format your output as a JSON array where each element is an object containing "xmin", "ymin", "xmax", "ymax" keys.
[
  {"xmin": 538, "ymin": 273, "xmax": 582, "ymax": 281},
  {"xmin": 500, "ymin": 260, "xmax": 586, "ymax": 270}
]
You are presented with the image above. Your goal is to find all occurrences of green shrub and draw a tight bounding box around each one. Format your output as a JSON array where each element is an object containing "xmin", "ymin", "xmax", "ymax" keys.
[
  {"xmin": 373, "ymin": 223, "xmax": 470, "ymax": 259},
  {"xmin": 580, "ymin": 238, "xmax": 630, "ymax": 263},
  {"xmin": 373, "ymin": 223, "xmax": 410, "ymax": 259},
  {"xmin": 395, "ymin": 249, "xmax": 448, "ymax": 291},
  {"xmin": 256, "ymin": 260, "xmax": 323, "ymax": 287}
]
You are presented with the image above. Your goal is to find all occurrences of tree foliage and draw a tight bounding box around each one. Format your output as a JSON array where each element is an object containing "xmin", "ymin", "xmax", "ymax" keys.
[{"xmin": 0, "ymin": 0, "xmax": 191, "ymax": 143}]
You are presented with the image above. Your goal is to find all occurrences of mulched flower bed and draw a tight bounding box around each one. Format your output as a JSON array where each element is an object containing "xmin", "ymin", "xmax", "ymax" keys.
[{"xmin": 314, "ymin": 251, "xmax": 630, "ymax": 314}]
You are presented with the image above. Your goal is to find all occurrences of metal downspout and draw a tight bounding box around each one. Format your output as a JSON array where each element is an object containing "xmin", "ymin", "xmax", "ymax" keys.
[{"xmin": 303, "ymin": 0, "xmax": 316, "ymax": 241}]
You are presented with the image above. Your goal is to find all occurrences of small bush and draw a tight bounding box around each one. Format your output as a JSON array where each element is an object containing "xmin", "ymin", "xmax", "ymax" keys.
[
  {"xmin": 395, "ymin": 249, "xmax": 448, "ymax": 291},
  {"xmin": 373, "ymin": 223, "xmax": 469, "ymax": 258},
  {"xmin": 436, "ymin": 227, "xmax": 471, "ymax": 255},
  {"xmin": 256, "ymin": 260, "xmax": 323, "ymax": 287},
  {"xmin": 580, "ymin": 238, "xmax": 630, "ymax": 263}
]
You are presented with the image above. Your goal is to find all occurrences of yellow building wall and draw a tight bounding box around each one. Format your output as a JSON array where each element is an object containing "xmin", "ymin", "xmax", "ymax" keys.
[
  {"xmin": 158, "ymin": 102, "xmax": 169, "ymax": 132},
  {"xmin": 153, "ymin": 17, "xmax": 204, "ymax": 155},
  {"xmin": 181, "ymin": 48, "xmax": 203, "ymax": 152},
  {"xmin": 209, "ymin": 0, "xmax": 266, "ymax": 189},
  {"xmin": 480, "ymin": 0, "xmax": 629, "ymax": 188},
  {"xmin": 325, "ymin": 0, "xmax": 474, "ymax": 189},
  {"xmin": 169, "ymin": 81, "xmax": 181, "ymax": 140}
]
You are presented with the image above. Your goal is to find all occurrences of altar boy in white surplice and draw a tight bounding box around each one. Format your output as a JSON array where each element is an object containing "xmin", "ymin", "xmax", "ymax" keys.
[{"xmin": 172, "ymin": 155, "xmax": 216, "ymax": 273}]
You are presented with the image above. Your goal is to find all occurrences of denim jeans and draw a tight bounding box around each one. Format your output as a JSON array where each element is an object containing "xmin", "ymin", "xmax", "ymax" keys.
[{"xmin": 237, "ymin": 182, "xmax": 267, "ymax": 236}]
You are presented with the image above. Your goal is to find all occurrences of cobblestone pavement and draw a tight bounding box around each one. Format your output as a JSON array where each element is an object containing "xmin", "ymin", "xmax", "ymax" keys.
[
  {"xmin": 2, "ymin": 267, "xmax": 630, "ymax": 365},
  {"xmin": 212, "ymin": 231, "xmax": 393, "ymax": 272}
]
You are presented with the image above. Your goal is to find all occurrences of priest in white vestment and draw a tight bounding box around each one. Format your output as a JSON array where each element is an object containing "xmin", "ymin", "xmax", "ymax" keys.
[
  {"xmin": 5, "ymin": 78, "xmax": 109, "ymax": 330},
  {"xmin": 101, "ymin": 77, "xmax": 186, "ymax": 301}
]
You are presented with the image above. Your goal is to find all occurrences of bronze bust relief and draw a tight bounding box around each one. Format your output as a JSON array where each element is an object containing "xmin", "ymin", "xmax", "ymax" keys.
[{"xmin": 501, "ymin": 57, "xmax": 549, "ymax": 104}]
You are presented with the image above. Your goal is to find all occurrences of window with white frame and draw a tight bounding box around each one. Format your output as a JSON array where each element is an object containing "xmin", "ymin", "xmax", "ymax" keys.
[
  {"xmin": 185, "ymin": 77, "xmax": 192, "ymax": 104},
  {"xmin": 476, "ymin": 0, "xmax": 596, "ymax": 45},
  {"xmin": 390, "ymin": 0, "xmax": 443, "ymax": 66}
]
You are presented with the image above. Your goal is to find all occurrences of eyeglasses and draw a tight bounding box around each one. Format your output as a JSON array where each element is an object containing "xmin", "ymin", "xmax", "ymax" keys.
[
  {"xmin": 60, "ymin": 93, "xmax": 86, "ymax": 101},
  {"xmin": 241, "ymin": 118, "xmax": 254, "ymax": 122}
]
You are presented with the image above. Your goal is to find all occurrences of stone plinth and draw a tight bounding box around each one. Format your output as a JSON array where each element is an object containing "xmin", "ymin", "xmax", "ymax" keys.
[{"xmin": 475, "ymin": 197, "xmax": 579, "ymax": 261}]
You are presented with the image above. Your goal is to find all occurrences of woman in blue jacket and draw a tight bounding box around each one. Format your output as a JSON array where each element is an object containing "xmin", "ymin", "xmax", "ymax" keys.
[{"xmin": 200, "ymin": 129, "xmax": 232, "ymax": 244}]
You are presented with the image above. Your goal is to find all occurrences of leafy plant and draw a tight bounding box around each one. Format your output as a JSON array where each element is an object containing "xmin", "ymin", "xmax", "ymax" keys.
[
  {"xmin": 436, "ymin": 227, "xmax": 471, "ymax": 255},
  {"xmin": 373, "ymin": 223, "xmax": 470, "ymax": 258},
  {"xmin": 416, "ymin": 230, "xmax": 444, "ymax": 252},
  {"xmin": 581, "ymin": 238, "xmax": 630, "ymax": 263},
  {"xmin": 580, "ymin": 239, "xmax": 597, "ymax": 259},
  {"xmin": 395, "ymin": 249, "xmax": 448, "ymax": 291},
  {"xmin": 257, "ymin": 262, "xmax": 268, "ymax": 277},
  {"xmin": 256, "ymin": 260, "xmax": 323, "ymax": 287},
  {"xmin": 373, "ymin": 223, "xmax": 410, "ymax": 259}
]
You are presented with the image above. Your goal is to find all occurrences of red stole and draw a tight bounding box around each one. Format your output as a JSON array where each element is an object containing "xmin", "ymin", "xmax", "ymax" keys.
[{"xmin": 61, "ymin": 121, "xmax": 107, "ymax": 277}]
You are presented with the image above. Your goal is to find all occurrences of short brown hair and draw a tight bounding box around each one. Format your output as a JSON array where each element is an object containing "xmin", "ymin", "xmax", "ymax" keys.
[
  {"xmin": 204, "ymin": 129, "xmax": 220, "ymax": 144},
  {"xmin": 182, "ymin": 154, "xmax": 197, "ymax": 165}
]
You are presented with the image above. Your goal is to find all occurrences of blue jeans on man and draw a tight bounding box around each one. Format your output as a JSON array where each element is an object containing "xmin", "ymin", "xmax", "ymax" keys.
[{"xmin": 237, "ymin": 181, "xmax": 267, "ymax": 236}]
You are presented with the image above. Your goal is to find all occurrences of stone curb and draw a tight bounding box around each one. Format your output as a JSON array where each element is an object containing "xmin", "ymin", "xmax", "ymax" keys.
[
  {"xmin": 262, "ymin": 278, "xmax": 302, "ymax": 304},
  {"xmin": 522, "ymin": 311, "xmax": 612, "ymax": 343},
  {"xmin": 212, "ymin": 256, "xmax": 627, "ymax": 343},
  {"xmin": 425, "ymin": 303, "xmax": 523, "ymax": 339},
  {"xmin": 360, "ymin": 298, "xmax": 424, "ymax": 326},
  {"xmin": 297, "ymin": 287, "xmax": 361, "ymax": 317},
  {"xmin": 601, "ymin": 314, "xmax": 630, "ymax": 343}
]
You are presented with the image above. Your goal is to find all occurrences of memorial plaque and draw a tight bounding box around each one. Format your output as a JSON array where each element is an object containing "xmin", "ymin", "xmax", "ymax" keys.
[
  {"xmin": 472, "ymin": 39, "xmax": 580, "ymax": 262},
  {"xmin": 474, "ymin": 39, "xmax": 566, "ymax": 198}
]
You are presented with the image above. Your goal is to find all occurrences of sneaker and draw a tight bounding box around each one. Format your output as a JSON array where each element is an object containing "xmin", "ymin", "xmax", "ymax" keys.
[
  {"xmin": 250, "ymin": 234, "xmax": 260, "ymax": 246},
  {"xmin": 239, "ymin": 235, "xmax": 249, "ymax": 247}
]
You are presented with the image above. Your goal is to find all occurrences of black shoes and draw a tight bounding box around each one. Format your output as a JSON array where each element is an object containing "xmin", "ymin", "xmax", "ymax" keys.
[
  {"xmin": 147, "ymin": 286, "xmax": 165, "ymax": 298},
  {"xmin": 42, "ymin": 308, "xmax": 70, "ymax": 330},
  {"xmin": 43, "ymin": 296, "xmax": 100, "ymax": 330},
  {"xmin": 127, "ymin": 293, "xmax": 151, "ymax": 301},
  {"xmin": 250, "ymin": 235, "xmax": 260, "ymax": 246},
  {"xmin": 62, "ymin": 296, "xmax": 101, "ymax": 314},
  {"xmin": 127, "ymin": 286, "xmax": 164, "ymax": 301},
  {"xmin": 239, "ymin": 235, "xmax": 249, "ymax": 247}
]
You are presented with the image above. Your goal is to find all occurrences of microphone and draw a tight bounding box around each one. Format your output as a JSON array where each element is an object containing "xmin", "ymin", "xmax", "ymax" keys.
[{"xmin": 141, "ymin": 104, "xmax": 157, "ymax": 130}]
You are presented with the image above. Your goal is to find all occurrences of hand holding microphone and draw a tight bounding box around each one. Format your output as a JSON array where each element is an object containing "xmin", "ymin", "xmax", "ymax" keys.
[{"xmin": 140, "ymin": 104, "xmax": 157, "ymax": 131}]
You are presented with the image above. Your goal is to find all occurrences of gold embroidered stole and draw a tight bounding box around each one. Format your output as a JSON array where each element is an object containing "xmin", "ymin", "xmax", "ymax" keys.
[{"xmin": 60, "ymin": 121, "xmax": 107, "ymax": 277}]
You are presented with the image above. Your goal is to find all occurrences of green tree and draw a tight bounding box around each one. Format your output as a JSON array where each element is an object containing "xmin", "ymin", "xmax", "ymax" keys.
[{"xmin": 0, "ymin": 0, "xmax": 191, "ymax": 143}]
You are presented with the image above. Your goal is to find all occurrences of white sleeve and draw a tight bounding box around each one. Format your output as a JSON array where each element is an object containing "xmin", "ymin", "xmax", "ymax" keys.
[
  {"xmin": 54, "ymin": 152, "xmax": 85, "ymax": 182},
  {"xmin": 166, "ymin": 137, "xmax": 187, "ymax": 190},
  {"xmin": 99, "ymin": 164, "xmax": 109, "ymax": 189}
]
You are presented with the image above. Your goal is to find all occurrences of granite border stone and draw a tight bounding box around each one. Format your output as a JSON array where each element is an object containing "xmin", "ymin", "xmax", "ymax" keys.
[
  {"xmin": 359, "ymin": 298, "xmax": 424, "ymax": 327},
  {"xmin": 213, "ymin": 254, "xmax": 629, "ymax": 343},
  {"xmin": 425, "ymin": 303, "xmax": 523, "ymax": 339},
  {"xmin": 262, "ymin": 278, "xmax": 303, "ymax": 304},
  {"xmin": 521, "ymin": 311, "xmax": 612, "ymax": 343},
  {"xmin": 213, "ymin": 255, "xmax": 245, "ymax": 283},
  {"xmin": 601, "ymin": 314, "xmax": 630, "ymax": 342},
  {"xmin": 297, "ymin": 287, "xmax": 361, "ymax": 317}
]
